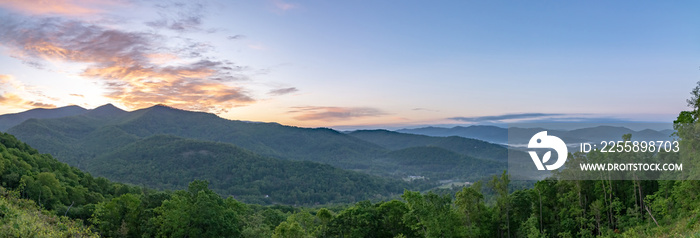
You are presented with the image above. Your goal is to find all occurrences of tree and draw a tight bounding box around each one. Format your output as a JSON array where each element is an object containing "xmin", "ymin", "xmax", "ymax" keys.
[
  {"xmin": 489, "ymin": 171, "xmax": 511, "ymax": 238},
  {"xmin": 402, "ymin": 190, "xmax": 466, "ymax": 237},
  {"xmin": 273, "ymin": 221, "xmax": 309, "ymax": 238},
  {"xmin": 92, "ymin": 193, "xmax": 142, "ymax": 238},
  {"xmin": 455, "ymin": 181, "xmax": 489, "ymax": 237},
  {"xmin": 151, "ymin": 180, "xmax": 244, "ymax": 237}
]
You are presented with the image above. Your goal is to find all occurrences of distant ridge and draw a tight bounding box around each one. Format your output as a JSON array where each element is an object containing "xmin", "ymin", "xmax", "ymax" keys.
[
  {"xmin": 397, "ymin": 125, "xmax": 508, "ymax": 143},
  {"xmin": 348, "ymin": 129, "xmax": 508, "ymax": 161},
  {"xmin": 0, "ymin": 105, "xmax": 87, "ymax": 131},
  {"xmin": 397, "ymin": 125, "xmax": 674, "ymax": 144}
]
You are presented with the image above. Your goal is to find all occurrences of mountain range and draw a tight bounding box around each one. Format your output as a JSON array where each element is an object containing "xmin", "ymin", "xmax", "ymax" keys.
[
  {"xmin": 3, "ymin": 104, "xmax": 508, "ymax": 204},
  {"xmin": 398, "ymin": 125, "xmax": 675, "ymax": 145}
]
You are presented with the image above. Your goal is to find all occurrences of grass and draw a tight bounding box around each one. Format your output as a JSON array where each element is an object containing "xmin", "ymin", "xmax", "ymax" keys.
[{"xmin": 0, "ymin": 187, "xmax": 97, "ymax": 238}]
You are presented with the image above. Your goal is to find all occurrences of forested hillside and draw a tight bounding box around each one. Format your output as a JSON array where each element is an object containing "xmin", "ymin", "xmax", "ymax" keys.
[
  {"xmin": 86, "ymin": 134, "xmax": 417, "ymax": 205},
  {"xmin": 8, "ymin": 104, "xmax": 386, "ymax": 170},
  {"xmin": 5, "ymin": 128, "xmax": 700, "ymax": 237},
  {"xmin": 5, "ymin": 104, "xmax": 509, "ymax": 198},
  {"xmin": 397, "ymin": 125, "xmax": 673, "ymax": 146},
  {"xmin": 3, "ymin": 82, "xmax": 700, "ymax": 237},
  {"xmin": 348, "ymin": 129, "xmax": 509, "ymax": 161},
  {"xmin": 367, "ymin": 146, "xmax": 503, "ymax": 181}
]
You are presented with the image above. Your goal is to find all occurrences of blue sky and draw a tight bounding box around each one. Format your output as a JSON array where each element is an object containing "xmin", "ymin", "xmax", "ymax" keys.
[{"xmin": 0, "ymin": 0, "xmax": 697, "ymax": 128}]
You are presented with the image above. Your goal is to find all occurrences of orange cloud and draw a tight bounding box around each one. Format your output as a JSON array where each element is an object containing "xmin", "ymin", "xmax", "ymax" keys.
[
  {"xmin": 0, "ymin": 93, "xmax": 56, "ymax": 109},
  {"xmin": 1, "ymin": 17, "xmax": 255, "ymax": 113},
  {"xmin": 0, "ymin": 75, "xmax": 56, "ymax": 109},
  {"xmin": 289, "ymin": 106, "xmax": 387, "ymax": 122},
  {"xmin": 0, "ymin": 0, "xmax": 120, "ymax": 16}
]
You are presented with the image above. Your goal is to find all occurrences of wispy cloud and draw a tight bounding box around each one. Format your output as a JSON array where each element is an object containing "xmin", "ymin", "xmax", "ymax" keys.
[
  {"xmin": 227, "ymin": 35, "xmax": 245, "ymax": 40},
  {"xmin": 69, "ymin": 94, "xmax": 85, "ymax": 97},
  {"xmin": 449, "ymin": 113, "xmax": 564, "ymax": 123},
  {"xmin": 145, "ymin": 2, "xmax": 212, "ymax": 33},
  {"xmin": 268, "ymin": 87, "xmax": 298, "ymax": 96},
  {"xmin": 273, "ymin": 0, "xmax": 297, "ymax": 11},
  {"xmin": 0, "ymin": 93, "xmax": 55, "ymax": 108},
  {"xmin": 0, "ymin": 0, "xmax": 120, "ymax": 16},
  {"xmin": 289, "ymin": 106, "xmax": 387, "ymax": 122},
  {"xmin": 0, "ymin": 74, "xmax": 56, "ymax": 109},
  {"xmin": 412, "ymin": 108, "xmax": 438, "ymax": 112},
  {"xmin": 0, "ymin": 8, "xmax": 255, "ymax": 113}
]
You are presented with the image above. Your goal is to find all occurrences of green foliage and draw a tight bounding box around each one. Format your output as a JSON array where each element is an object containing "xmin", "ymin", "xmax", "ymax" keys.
[
  {"xmin": 5, "ymin": 81, "xmax": 700, "ymax": 237},
  {"xmin": 378, "ymin": 146, "xmax": 504, "ymax": 181},
  {"xmin": 7, "ymin": 106, "xmax": 433, "ymax": 205},
  {"xmin": 273, "ymin": 220, "xmax": 310, "ymax": 238},
  {"xmin": 87, "ymin": 134, "xmax": 415, "ymax": 205},
  {"xmin": 455, "ymin": 181, "xmax": 490, "ymax": 237},
  {"xmin": 150, "ymin": 180, "xmax": 244, "ymax": 237},
  {"xmin": 5, "ymin": 126, "xmax": 700, "ymax": 238},
  {"xmin": 92, "ymin": 193, "xmax": 142, "ymax": 237},
  {"xmin": 0, "ymin": 132, "xmax": 139, "ymax": 220},
  {"xmin": 348, "ymin": 129, "xmax": 509, "ymax": 161},
  {"xmin": 0, "ymin": 187, "xmax": 97, "ymax": 237},
  {"xmin": 402, "ymin": 190, "xmax": 466, "ymax": 237}
]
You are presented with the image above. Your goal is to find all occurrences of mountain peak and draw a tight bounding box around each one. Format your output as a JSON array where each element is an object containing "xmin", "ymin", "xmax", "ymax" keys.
[
  {"xmin": 84, "ymin": 103, "xmax": 127, "ymax": 118},
  {"xmin": 128, "ymin": 104, "xmax": 219, "ymax": 122},
  {"xmin": 94, "ymin": 103, "xmax": 119, "ymax": 110},
  {"xmin": 148, "ymin": 104, "xmax": 183, "ymax": 111}
]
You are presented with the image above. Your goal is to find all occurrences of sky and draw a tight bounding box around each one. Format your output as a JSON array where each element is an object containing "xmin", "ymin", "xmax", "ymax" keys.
[{"xmin": 0, "ymin": 0, "xmax": 698, "ymax": 129}]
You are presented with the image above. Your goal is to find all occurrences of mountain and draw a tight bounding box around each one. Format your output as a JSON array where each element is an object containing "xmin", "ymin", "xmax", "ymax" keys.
[
  {"xmin": 84, "ymin": 134, "xmax": 413, "ymax": 205},
  {"xmin": 5, "ymin": 105, "xmax": 444, "ymax": 204},
  {"xmin": 398, "ymin": 125, "xmax": 674, "ymax": 145},
  {"xmin": 0, "ymin": 105, "xmax": 87, "ymax": 131},
  {"xmin": 398, "ymin": 125, "xmax": 509, "ymax": 144},
  {"xmin": 4, "ymin": 104, "xmax": 517, "ymax": 201},
  {"xmin": 567, "ymin": 126, "xmax": 673, "ymax": 142},
  {"xmin": 347, "ymin": 129, "xmax": 508, "ymax": 161},
  {"xmin": 8, "ymin": 104, "xmax": 385, "ymax": 170},
  {"xmin": 82, "ymin": 103, "xmax": 128, "ymax": 119},
  {"xmin": 374, "ymin": 146, "xmax": 503, "ymax": 181},
  {"xmin": 3, "ymin": 118, "xmax": 420, "ymax": 205}
]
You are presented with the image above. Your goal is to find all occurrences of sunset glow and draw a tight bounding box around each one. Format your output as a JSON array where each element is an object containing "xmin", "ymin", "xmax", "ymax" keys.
[{"xmin": 0, "ymin": 1, "xmax": 697, "ymax": 128}]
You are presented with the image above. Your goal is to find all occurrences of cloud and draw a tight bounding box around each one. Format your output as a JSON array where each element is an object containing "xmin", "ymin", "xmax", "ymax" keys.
[
  {"xmin": 69, "ymin": 94, "xmax": 85, "ymax": 97},
  {"xmin": 273, "ymin": 0, "xmax": 297, "ymax": 11},
  {"xmin": 289, "ymin": 106, "xmax": 387, "ymax": 122},
  {"xmin": 0, "ymin": 14, "xmax": 255, "ymax": 113},
  {"xmin": 268, "ymin": 87, "xmax": 298, "ymax": 96},
  {"xmin": 0, "ymin": 74, "xmax": 23, "ymax": 90},
  {"xmin": 0, "ymin": 93, "xmax": 56, "ymax": 108},
  {"xmin": 145, "ymin": 2, "xmax": 210, "ymax": 32},
  {"xmin": 28, "ymin": 101, "xmax": 57, "ymax": 108},
  {"xmin": 227, "ymin": 35, "xmax": 245, "ymax": 40},
  {"xmin": 412, "ymin": 108, "xmax": 438, "ymax": 112},
  {"xmin": 0, "ymin": 0, "xmax": 119, "ymax": 16},
  {"xmin": 0, "ymin": 75, "xmax": 56, "ymax": 109},
  {"xmin": 449, "ymin": 113, "xmax": 564, "ymax": 123},
  {"xmin": 514, "ymin": 116, "xmax": 638, "ymax": 124}
]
